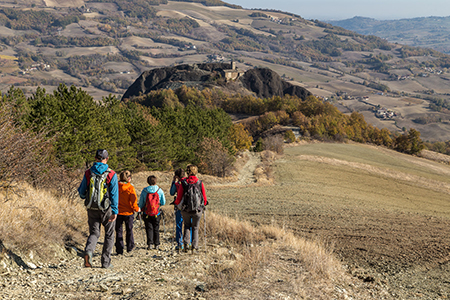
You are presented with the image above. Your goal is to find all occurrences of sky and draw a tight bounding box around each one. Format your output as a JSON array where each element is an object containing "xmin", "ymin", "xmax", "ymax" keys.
[{"xmin": 227, "ymin": 0, "xmax": 450, "ymax": 20}]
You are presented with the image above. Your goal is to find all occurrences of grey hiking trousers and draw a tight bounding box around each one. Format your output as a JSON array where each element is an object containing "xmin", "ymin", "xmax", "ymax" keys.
[
  {"xmin": 181, "ymin": 210, "xmax": 203, "ymax": 250},
  {"xmin": 85, "ymin": 207, "xmax": 115, "ymax": 268}
]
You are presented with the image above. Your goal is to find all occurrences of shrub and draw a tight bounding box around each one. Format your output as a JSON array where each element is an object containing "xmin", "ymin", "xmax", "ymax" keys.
[
  {"xmin": 284, "ymin": 130, "xmax": 296, "ymax": 143},
  {"xmin": 197, "ymin": 137, "xmax": 235, "ymax": 177},
  {"xmin": 263, "ymin": 134, "xmax": 284, "ymax": 154}
]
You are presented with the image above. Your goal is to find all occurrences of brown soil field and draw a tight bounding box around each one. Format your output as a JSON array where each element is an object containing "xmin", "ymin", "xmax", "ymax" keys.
[{"xmin": 208, "ymin": 143, "xmax": 450, "ymax": 299}]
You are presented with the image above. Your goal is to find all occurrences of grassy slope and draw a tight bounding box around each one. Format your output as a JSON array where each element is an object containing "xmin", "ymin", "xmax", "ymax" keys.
[
  {"xmin": 208, "ymin": 142, "xmax": 450, "ymax": 298},
  {"xmin": 210, "ymin": 142, "xmax": 450, "ymax": 218}
]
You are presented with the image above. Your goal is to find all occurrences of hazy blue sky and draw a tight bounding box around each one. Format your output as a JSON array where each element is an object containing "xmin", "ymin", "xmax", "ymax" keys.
[{"xmin": 228, "ymin": 0, "xmax": 450, "ymax": 20}]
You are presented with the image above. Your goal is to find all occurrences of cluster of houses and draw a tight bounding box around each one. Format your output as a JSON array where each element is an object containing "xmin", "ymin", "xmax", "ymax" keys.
[
  {"xmin": 269, "ymin": 16, "xmax": 296, "ymax": 24},
  {"xmin": 207, "ymin": 54, "xmax": 225, "ymax": 62},
  {"xmin": 178, "ymin": 44, "xmax": 197, "ymax": 51},
  {"xmin": 375, "ymin": 107, "xmax": 396, "ymax": 119},
  {"xmin": 19, "ymin": 63, "xmax": 50, "ymax": 75},
  {"xmin": 423, "ymin": 67, "xmax": 443, "ymax": 75}
]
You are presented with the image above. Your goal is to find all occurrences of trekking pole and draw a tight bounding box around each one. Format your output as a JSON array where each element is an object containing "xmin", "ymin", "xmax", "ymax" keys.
[
  {"xmin": 139, "ymin": 212, "xmax": 145, "ymax": 246},
  {"xmin": 162, "ymin": 210, "xmax": 166, "ymax": 237},
  {"xmin": 173, "ymin": 208, "xmax": 176, "ymax": 252},
  {"xmin": 203, "ymin": 208, "xmax": 207, "ymax": 254}
]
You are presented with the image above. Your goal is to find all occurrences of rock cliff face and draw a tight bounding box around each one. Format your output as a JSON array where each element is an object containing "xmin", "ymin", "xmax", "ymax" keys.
[
  {"xmin": 240, "ymin": 68, "xmax": 311, "ymax": 100},
  {"xmin": 121, "ymin": 63, "xmax": 311, "ymax": 102}
]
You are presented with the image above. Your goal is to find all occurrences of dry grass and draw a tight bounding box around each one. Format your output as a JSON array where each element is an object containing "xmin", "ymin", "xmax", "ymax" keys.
[
  {"xmin": 0, "ymin": 183, "xmax": 86, "ymax": 259},
  {"xmin": 204, "ymin": 211, "xmax": 353, "ymax": 299}
]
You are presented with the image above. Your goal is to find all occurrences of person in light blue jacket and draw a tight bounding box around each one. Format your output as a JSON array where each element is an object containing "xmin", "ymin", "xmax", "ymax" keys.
[{"xmin": 139, "ymin": 175, "xmax": 165, "ymax": 250}]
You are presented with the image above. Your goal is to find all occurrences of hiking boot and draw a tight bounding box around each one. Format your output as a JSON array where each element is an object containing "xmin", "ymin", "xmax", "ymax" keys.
[
  {"xmin": 102, "ymin": 264, "xmax": 113, "ymax": 269},
  {"xmin": 147, "ymin": 245, "xmax": 152, "ymax": 250},
  {"xmin": 183, "ymin": 245, "xmax": 189, "ymax": 253},
  {"xmin": 191, "ymin": 248, "xmax": 199, "ymax": 254},
  {"xmin": 155, "ymin": 245, "xmax": 159, "ymax": 251},
  {"xmin": 84, "ymin": 252, "xmax": 93, "ymax": 268}
]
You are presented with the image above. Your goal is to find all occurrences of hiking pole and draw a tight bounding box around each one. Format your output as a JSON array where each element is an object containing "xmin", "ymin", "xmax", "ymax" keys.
[
  {"xmin": 173, "ymin": 208, "xmax": 177, "ymax": 253},
  {"xmin": 203, "ymin": 208, "xmax": 207, "ymax": 254},
  {"xmin": 139, "ymin": 212, "xmax": 145, "ymax": 246},
  {"xmin": 162, "ymin": 210, "xmax": 166, "ymax": 237}
]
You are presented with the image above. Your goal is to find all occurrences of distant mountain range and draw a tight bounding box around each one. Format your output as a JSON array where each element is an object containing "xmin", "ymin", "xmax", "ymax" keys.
[{"xmin": 328, "ymin": 16, "xmax": 450, "ymax": 54}]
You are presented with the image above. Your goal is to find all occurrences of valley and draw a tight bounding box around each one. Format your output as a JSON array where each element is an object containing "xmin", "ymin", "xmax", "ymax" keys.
[{"xmin": 1, "ymin": 1, "xmax": 450, "ymax": 141}]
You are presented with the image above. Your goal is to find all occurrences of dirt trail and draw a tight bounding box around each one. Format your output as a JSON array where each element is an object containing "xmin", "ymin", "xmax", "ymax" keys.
[
  {"xmin": 0, "ymin": 152, "xmax": 264, "ymax": 300},
  {"xmin": 234, "ymin": 151, "xmax": 261, "ymax": 186}
]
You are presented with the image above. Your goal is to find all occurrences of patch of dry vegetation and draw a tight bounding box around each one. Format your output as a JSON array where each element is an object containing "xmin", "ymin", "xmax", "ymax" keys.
[
  {"xmin": 203, "ymin": 212, "xmax": 368, "ymax": 299},
  {"xmin": 0, "ymin": 184, "xmax": 86, "ymax": 258}
]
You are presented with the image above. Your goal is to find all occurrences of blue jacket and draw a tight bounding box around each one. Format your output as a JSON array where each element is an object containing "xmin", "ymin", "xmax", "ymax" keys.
[
  {"xmin": 139, "ymin": 185, "xmax": 166, "ymax": 216},
  {"xmin": 170, "ymin": 181, "xmax": 177, "ymax": 196},
  {"xmin": 77, "ymin": 162, "xmax": 119, "ymax": 215}
]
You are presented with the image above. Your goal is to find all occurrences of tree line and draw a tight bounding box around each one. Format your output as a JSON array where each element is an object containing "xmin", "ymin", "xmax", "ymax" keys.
[{"xmin": 0, "ymin": 83, "xmax": 429, "ymax": 191}]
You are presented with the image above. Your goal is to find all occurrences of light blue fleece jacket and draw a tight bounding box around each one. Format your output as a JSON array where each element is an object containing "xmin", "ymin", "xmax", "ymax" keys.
[
  {"xmin": 77, "ymin": 162, "xmax": 119, "ymax": 215},
  {"xmin": 138, "ymin": 185, "xmax": 166, "ymax": 216}
]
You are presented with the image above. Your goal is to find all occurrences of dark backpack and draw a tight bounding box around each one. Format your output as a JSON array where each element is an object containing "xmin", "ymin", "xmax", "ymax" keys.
[
  {"xmin": 85, "ymin": 169, "xmax": 112, "ymax": 211},
  {"xmin": 144, "ymin": 188, "xmax": 161, "ymax": 217},
  {"xmin": 181, "ymin": 180, "xmax": 203, "ymax": 213}
]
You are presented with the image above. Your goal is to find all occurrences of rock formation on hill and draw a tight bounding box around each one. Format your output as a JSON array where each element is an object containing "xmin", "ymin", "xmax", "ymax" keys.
[{"xmin": 121, "ymin": 62, "xmax": 311, "ymax": 102}]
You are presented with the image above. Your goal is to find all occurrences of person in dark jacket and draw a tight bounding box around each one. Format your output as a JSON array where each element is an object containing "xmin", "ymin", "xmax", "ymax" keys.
[
  {"xmin": 78, "ymin": 149, "xmax": 118, "ymax": 269},
  {"xmin": 174, "ymin": 164, "xmax": 207, "ymax": 253}
]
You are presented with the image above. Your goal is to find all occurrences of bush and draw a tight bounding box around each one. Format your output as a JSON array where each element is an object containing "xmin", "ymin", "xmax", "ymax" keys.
[
  {"xmin": 284, "ymin": 130, "xmax": 296, "ymax": 143},
  {"xmin": 197, "ymin": 137, "xmax": 235, "ymax": 177},
  {"xmin": 263, "ymin": 135, "xmax": 284, "ymax": 154}
]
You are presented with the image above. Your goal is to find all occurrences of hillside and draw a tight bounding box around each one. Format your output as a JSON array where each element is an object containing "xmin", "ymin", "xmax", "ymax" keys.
[
  {"xmin": 210, "ymin": 142, "xmax": 450, "ymax": 299},
  {"xmin": 2, "ymin": 143, "xmax": 450, "ymax": 299},
  {"xmin": 2, "ymin": 1, "xmax": 450, "ymax": 141},
  {"xmin": 329, "ymin": 16, "xmax": 450, "ymax": 54}
]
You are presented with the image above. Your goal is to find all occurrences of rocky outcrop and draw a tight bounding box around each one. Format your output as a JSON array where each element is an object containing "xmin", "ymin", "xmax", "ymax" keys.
[
  {"xmin": 121, "ymin": 63, "xmax": 311, "ymax": 102},
  {"xmin": 240, "ymin": 68, "xmax": 311, "ymax": 99}
]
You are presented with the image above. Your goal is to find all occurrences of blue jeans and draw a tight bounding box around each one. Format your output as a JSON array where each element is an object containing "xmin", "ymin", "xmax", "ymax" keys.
[{"xmin": 176, "ymin": 209, "xmax": 192, "ymax": 247}]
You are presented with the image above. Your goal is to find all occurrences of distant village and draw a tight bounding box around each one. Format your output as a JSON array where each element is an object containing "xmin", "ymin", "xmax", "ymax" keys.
[
  {"xmin": 19, "ymin": 63, "xmax": 50, "ymax": 75},
  {"xmin": 316, "ymin": 92, "xmax": 398, "ymax": 120}
]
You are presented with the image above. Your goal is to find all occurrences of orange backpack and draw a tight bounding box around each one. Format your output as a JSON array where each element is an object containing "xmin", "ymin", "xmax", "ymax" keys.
[{"xmin": 144, "ymin": 188, "xmax": 160, "ymax": 217}]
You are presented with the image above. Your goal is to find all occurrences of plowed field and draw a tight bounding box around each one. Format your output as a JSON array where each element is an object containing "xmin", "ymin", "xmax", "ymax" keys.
[{"xmin": 208, "ymin": 143, "xmax": 450, "ymax": 299}]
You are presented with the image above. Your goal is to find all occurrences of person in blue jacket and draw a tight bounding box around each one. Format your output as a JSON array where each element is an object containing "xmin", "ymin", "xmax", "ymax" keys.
[
  {"xmin": 78, "ymin": 149, "xmax": 118, "ymax": 269},
  {"xmin": 139, "ymin": 175, "xmax": 166, "ymax": 250}
]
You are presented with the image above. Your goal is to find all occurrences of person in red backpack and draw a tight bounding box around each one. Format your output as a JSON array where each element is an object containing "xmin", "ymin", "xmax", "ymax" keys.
[
  {"xmin": 174, "ymin": 164, "xmax": 208, "ymax": 254},
  {"xmin": 115, "ymin": 170, "xmax": 140, "ymax": 255},
  {"xmin": 138, "ymin": 175, "xmax": 166, "ymax": 250}
]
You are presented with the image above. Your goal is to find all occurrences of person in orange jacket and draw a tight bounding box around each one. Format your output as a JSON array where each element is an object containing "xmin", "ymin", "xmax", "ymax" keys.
[{"xmin": 115, "ymin": 170, "xmax": 140, "ymax": 255}]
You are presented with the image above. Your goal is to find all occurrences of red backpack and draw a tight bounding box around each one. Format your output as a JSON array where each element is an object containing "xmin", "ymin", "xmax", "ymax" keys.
[{"xmin": 144, "ymin": 188, "xmax": 160, "ymax": 217}]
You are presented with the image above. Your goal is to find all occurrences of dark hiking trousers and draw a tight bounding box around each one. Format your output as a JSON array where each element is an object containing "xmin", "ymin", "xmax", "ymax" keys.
[
  {"xmin": 181, "ymin": 210, "xmax": 203, "ymax": 250},
  {"xmin": 115, "ymin": 214, "xmax": 135, "ymax": 254},
  {"xmin": 85, "ymin": 208, "xmax": 115, "ymax": 268},
  {"xmin": 143, "ymin": 214, "xmax": 161, "ymax": 247}
]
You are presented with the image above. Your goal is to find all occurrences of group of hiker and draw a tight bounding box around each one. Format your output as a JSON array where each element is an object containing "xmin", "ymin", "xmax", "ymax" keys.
[{"xmin": 77, "ymin": 149, "xmax": 208, "ymax": 268}]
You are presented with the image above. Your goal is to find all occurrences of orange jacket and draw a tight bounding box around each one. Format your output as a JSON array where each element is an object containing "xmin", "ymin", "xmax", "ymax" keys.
[{"xmin": 118, "ymin": 181, "xmax": 139, "ymax": 216}]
